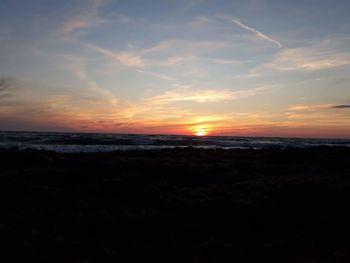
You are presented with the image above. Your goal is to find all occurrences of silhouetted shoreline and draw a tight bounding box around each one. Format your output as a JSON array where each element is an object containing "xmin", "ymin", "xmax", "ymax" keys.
[{"xmin": 1, "ymin": 147, "xmax": 350, "ymax": 262}]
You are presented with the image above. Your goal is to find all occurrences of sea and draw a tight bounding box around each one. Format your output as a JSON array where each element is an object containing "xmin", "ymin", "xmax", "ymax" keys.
[{"xmin": 0, "ymin": 131, "xmax": 349, "ymax": 153}]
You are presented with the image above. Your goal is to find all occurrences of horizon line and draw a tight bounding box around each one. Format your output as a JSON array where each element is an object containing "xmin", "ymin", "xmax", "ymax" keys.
[{"xmin": 1, "ymin": 129, "xmax": 349, "ymax": 140}]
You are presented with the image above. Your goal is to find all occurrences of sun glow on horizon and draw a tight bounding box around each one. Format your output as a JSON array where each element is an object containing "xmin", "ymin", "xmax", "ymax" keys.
[
  {"xmin": 191, "ymin": 125, "xmax": 211, "ymax": 136},
  {"xmin": 195, "ymin": 129, "xmax": 207, "ymax": 136}
]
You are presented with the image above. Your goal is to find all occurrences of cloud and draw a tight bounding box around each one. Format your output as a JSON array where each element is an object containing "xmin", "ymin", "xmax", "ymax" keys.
[
  {"xmin": 197, "ymin": 56, "xmax": 238, "ymax": 64},
  {"xmin": 62, "ymin": 19, "xmax": 97, "ymax": 34},
  {"xmin": 112, "ymin": 85, "xmax": 274, "ymax": 126},
  {"xmin": 232, "ymin": 19, "xmax": 282, "ymax": 47},
  {"xmin": 230, "ymin": 72, "xmax": 261, "ymax": 79},
  {"xmin": 139, "ymin": 39, "xmax": 238, "ymax": 68},
  {"xmin": 143, "ymin": 39, "xmax": 229, "ymax": 54},
  {"xmin": 332, "ymin": 104, "xmax": 350, "ymax": 109},
  {"xmin": 62, "ymin": 54, "xmax": 118, "ymax": 106},
  {"xmin": 219, "ymin": 15, "xmax": 282, "ymax": 48},
  {"xmin": 265, "ymin": 47, "xmax": 350, "ymax": 71},
  {"xmin": 88, "ymin": 44, "xmax": 181, "ymax": 82},
  {"xmin": 60, "ymin": 0, "xmax": 108, "ymax": 34},
  {"xmin": 0, "ymin": 77, "xmax": 15, "ymax": 92},
  {"xmin": 188, "ymin": 16, "xmax": 212, "ymax": 28},
  {"xmin": 288, "ymin": 104, "xmax": 334, "ymax": 111},
  {"xmin": 117, "ymin": 53, "xmax": 144, "ymax": 67},
  {"xmin": 148, "ymin": 87, "xmax": 237, "ymax": 104},
  {"xmin": 144, "ymin": 85, "xmax": 272, "ymax": 105},
  {"xmin": 159, "ymin": 55, "xmax": 195, "ymax": 66},
  {"xmin": 0, "ymin": 77, "xmax": 17, "ymax": 101},
  {"xmin": 88, "ymin": 44, "xmax": 144, "ymax": 67},
  {"xmin": 151, "ymin": 55, "xmax": 237, "ymax": 67},
  {"xmin": 181, "ymin": 0, "xmax": 207, "ymax": 11},
  {"xmin": 88, "ymin": 44, "xmax": 184, "ymax": 84},
  {"xmin": 137, "ymin": 70, "xmax": 176, "ymax": 81}
]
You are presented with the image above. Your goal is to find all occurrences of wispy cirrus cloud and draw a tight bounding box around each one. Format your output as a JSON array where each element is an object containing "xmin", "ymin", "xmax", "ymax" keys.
[
  {"xmin": 60, "ymin": 0, "xmax": 108, "ymax": 34},
  {"xmin": 229, "ymin": 72, "xmax": 261, "ymax": 80},
  {"xmin": 62, "ymin": 54, "xmax": 118, "ymax": 106},
  {"xmin": 144, "ymin": 85, "xmax": 273, "ymax": 105},
  {"xmin": 138, "ymin": 38, "xmax": 238, "ymax": 68},
  {"xmin": 62, "ymin": 18, "xmax": 105, "ymax": 34},
  {"xmin": 197, "ymin": 56, "xmax": 238, "ymax": 65},
  {"xmin": 287, "ymin": 103, "xmax": 350, "ymax": 117},
  {"xmin": 143, "ymin": 38, "xmax": 229, "ymax": 54},
  {"xmin": 112, "ymin": 85, "xmax": 274, "ymax": 124},
  {"xmin": 102, "ymin": 85, "xmax": 275, "ymax": 133},
  {"xmin": 288, "ymin": 104, "xmax": 334, "ymax": 111},
  {"xmin": 117, "ymin": 53, "xmax": 145, "ymax": 67},
  {"xmin": 146, "ymin": 87, "xmax": 237, "ymax": 104},
  {"xmin": 88, "ymin": 44, "xmax": 177, "ymax": 81},
  {"xmin": 264, "ymin": 47, "xmax": 350, "ymax": 71},
  {"xmin": 157, "ymin": 55, "xmax": 238, "ymax": 66},
  {"xmin": 88, "ymin": 44, "xmax": 145, "ymax": 67},
  {"xmin": 181, "ymin": 0, "xmax": 208, "ymax": 12},
  {"xmin": 136, "ymin": 70, "xmax": 176, "ymax": 81}
]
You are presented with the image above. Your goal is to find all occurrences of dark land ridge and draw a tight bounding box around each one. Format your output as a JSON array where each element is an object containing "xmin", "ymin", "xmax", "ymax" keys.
[{"xmin": 1, "ymin": 147, "xmax": 350, "ymax": 262}]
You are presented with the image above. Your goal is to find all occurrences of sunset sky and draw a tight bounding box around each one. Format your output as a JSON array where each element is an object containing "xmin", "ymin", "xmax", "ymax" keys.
[{"xmin": 1, "ymin": 0, "xmax": 350, "ymax": 137}]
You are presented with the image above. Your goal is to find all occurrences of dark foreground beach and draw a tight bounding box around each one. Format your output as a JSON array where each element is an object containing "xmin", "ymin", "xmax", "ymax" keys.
[{"xmin": 1, "ymin": 147, "xmax": 350, "ymax": 262}]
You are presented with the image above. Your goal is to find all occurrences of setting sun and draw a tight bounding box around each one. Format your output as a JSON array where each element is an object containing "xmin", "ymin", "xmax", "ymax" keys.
[
  {"xmin": 195, "ymin": 129, "xmax": 207, "ymax": 136},
  {"xmin": 191, "ymin": 126, "xmax": 211, "ymax": 136}
]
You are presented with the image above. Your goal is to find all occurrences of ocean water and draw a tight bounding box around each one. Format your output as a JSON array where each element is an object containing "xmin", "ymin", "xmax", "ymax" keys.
[{"xmin": 0, "ymin": 131, "xmax": 349, "ymax": 153}]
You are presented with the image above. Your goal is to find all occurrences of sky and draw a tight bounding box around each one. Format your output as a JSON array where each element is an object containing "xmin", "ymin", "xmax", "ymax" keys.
[{"xmin": 0, "ymin": 0, "xmax": 350, "ymax": 138}]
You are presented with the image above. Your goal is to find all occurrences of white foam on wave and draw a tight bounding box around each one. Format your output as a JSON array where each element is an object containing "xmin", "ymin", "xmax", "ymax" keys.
[
  {"xmin": 1, "ymin": 131, "xmax": 350, "ymax": 153},
  {"xmin": 0, "ymin": 143, "xmax": 254, "ymax": 153}
]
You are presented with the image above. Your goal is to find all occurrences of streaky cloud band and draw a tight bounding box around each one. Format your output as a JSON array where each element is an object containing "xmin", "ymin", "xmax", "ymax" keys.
[{"xmin": 332, "ymin": 105, "xmax": 350, "ymax": 109}]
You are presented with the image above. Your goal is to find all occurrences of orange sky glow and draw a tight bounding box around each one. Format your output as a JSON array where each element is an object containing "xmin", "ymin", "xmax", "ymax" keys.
[{"xmin": 1, "ymin": 0, "xmax": 350, "ymax": 138}]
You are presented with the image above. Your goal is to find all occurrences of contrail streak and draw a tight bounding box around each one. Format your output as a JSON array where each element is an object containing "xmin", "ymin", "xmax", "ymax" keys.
[
  {"xmin": 231, "ymin": 18, "xmax": 282, "ymax": 48},
  {"xmin": 137, "ymin": 70, "xmax": 177, "ymax": 81}
]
